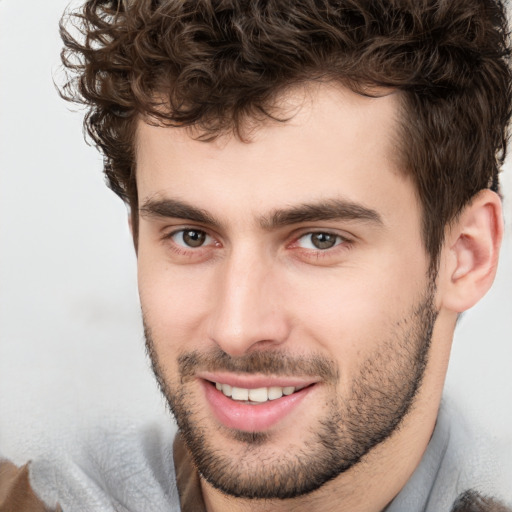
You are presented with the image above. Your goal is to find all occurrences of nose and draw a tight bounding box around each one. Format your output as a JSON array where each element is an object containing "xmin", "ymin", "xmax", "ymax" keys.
[{"xmin": 207, "ymin": 247, "xmax": 291, "ymax": 356}]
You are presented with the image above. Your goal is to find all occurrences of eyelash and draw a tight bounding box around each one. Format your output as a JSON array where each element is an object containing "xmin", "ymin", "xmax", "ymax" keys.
[
  {"xmin": 293, "ymin": 232, "xmax": 346, "ymax": 250},
  {"xmin": 162, "ymin": 228, "xmax": 353, "ymax": 260},
  {"xmin": 162, "ymin": 228, "xmax": 218, "ymax": 257},
  {"xmin": 289, "ymin": 232, "xmax": 353, "ymax": 262}
]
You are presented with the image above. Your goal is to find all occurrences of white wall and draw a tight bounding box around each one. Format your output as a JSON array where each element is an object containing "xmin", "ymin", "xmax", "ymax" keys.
[{"xmin": 1, "ymin": 0, "xmax": 511, "ymax": 464}]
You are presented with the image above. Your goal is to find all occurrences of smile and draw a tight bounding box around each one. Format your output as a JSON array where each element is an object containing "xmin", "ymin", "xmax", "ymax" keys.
[
  {"xmin": 201, "ymin": 376, "xmax": 317, "ymax": 432},
  {"xmin": 213, "ymin": 381, "xmax": 307, "ymax": 403}
]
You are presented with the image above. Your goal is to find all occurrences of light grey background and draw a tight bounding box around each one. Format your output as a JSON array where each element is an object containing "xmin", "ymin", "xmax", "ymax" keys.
[{"xmin": 1, "ymin": 0, "xmax": 511, "ymax": 466}]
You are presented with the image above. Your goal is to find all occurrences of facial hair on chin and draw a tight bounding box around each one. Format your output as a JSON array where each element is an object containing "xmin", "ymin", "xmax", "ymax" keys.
[{"xmin": 144, "ymin": 282, "xmax": 438, "ymax": 500}]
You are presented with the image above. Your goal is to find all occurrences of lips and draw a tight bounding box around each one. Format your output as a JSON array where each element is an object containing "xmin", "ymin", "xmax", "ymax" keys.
[{"xmin": 199, "ymin": 373, "xmax": 317, "ymax": 432}]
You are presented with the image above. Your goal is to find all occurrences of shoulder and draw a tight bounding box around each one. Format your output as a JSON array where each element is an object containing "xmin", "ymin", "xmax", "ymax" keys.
[
  {"xmin": 389, "ymin": 397, "xmax": 512, "ymax": 512},
  {"xmin": 0, "ymin": 458, "xmax": 59, "ymax": 512},
  {"xmin": 439, "ymin": 398, "xmax": 512, "ymax": 506},
  {"xmin": 2, "ymin": 422, "xmax": 181, "ymax": 512}
]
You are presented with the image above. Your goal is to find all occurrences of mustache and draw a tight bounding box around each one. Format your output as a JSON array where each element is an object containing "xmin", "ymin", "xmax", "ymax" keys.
[{"xmin": 177, "ymin": 347, "xmax": 339, "ymax": 383}]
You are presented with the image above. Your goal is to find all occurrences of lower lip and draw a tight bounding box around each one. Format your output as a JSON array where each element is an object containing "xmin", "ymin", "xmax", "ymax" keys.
[{"xmin": 201, "ymin": 380, "xmax": 314, "ymax": 432}]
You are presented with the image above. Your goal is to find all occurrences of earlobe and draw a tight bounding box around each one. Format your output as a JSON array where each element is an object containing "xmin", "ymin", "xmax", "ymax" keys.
[{"xmin": 441, "ymin": 189, "xmax": 503, "ymax": 313}]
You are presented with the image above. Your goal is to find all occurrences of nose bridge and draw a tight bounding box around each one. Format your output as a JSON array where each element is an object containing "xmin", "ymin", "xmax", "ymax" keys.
[{"xmin": 209, "ymin": 243, "xmax": 288, "ymax": 355}]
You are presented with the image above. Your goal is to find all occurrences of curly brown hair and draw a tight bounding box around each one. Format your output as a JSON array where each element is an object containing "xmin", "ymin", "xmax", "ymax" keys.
[{"xmin": 59, "ymin": 0, "xmax": 512, "ymax": 265}]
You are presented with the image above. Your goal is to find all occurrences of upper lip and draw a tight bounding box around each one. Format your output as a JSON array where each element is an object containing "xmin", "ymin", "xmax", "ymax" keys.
[{"xmin": 197, "ymin": 371, "xmax": 319, "ymax": 389}]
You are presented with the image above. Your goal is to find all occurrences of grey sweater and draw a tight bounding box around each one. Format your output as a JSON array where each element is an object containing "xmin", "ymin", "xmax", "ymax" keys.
[{"xmin": 12, "ymin": 399, "xmax": 511, "ymax": 511}]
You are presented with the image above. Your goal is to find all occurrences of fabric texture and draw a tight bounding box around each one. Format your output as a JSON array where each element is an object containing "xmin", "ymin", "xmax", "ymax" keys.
[
  {"xmin": 386, "ymin": 400, "xmax": 510, "ymax": 511},
  {"xmin": 1, "ymin": 398, "xmax": 510, "ymax": 511},
  {"xmin": 0, "ymin": 460, "xmax": 60, "ymax": 512}
]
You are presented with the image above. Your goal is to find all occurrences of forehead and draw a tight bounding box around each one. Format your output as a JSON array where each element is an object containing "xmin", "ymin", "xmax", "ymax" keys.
[{"xmin": 135, "ymin": 84, "xmax": 415, "ymax": 227}]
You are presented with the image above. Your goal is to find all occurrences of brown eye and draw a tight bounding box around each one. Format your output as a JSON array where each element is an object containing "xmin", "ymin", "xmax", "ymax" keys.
[
  {"xmin": 311, "ymin": 233, "xmax": 338, "ymax": 249},
  {"xmin": 172, "ymin": 229, "xmax": 209, "ymax": 248},
  {"xmin": 297, "ymin": 232, "xmax": 342, "ymax": 250}
]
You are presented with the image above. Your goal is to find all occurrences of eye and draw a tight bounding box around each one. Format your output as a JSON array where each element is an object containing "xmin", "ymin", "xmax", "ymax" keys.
[
  {"xmin": 171, "ymin": 229, "xmax": 212, "ymax": 248},
  {"xmin": 296, "ymin": 232, "xmax": 343, "ymax": 250}
]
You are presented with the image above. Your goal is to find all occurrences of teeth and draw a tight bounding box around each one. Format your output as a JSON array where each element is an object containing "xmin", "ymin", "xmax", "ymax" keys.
[
  {"xmin": 248, "ymin": 387, "xmax": 268, "ymax": 403},
  {"xmin": 268, "ymin": 386, "xmax": 283, "ymax": 400},
  {"xmin": 215, "ymin": 383, "xmax": 300, "ymax": 403},
  {"xmin": 231, "ymin": 387, "xmax": 249, "ymax": 400},
  {"xmin": 221, "ymin": 383, "xmax": 232, "ymax": 397}
]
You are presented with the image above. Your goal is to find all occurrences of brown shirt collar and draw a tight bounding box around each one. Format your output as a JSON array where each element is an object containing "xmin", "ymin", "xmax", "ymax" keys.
[
  {"xmin": 0, "ymin": 459, "xmax": 61, "ymax": 512},
  {"xmin": 173, "ymin": 433, "xmax": 207, "ymax": 512}
]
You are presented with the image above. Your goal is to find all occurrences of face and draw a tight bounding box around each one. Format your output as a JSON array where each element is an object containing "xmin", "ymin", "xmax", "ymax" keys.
[{"xmin": 136, "ymin": 85, "xmax": 438, "ymax": 499}]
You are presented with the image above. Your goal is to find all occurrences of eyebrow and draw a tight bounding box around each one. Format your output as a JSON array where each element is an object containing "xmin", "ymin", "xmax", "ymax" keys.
[
  {"xmin": 139, "ymin": 197, "xmax": 383, "ymax": 229},
  {"xmin": 139, "ymin": 198, "xmax": 220, "ymax": 227},
  {"xmin": 261, "ymin": 199, "xmax": 383, "ymax": 229}
]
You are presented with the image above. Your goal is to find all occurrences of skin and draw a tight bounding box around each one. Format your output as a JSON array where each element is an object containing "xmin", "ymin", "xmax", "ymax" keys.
[{"xmin": 134, "ymin": 84, "xmax": 503, "ymax": 512}]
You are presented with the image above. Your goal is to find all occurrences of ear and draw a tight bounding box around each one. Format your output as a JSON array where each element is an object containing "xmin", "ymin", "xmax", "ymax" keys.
[{"xmin": 440, "ymin": 189, "xmax": 503, "ymax": 313}]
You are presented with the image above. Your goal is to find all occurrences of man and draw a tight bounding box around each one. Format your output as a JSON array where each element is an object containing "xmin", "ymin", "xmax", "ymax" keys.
[{"xmin": 1, "ymin": 0, "xmax": 511, "ymax": 511}]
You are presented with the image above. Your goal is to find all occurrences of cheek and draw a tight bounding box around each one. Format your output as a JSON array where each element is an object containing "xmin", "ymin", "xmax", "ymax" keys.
[
  {"xmin": 288, "ymin": 257, "xmax": 428, "ymax": 373},
  {"xmin": 137, "ymin": 253, "xmax": 215, "ymax": 355},
  {"xmin": 137, "ymin": 229, "xmax": 430, "ymax": 376}
]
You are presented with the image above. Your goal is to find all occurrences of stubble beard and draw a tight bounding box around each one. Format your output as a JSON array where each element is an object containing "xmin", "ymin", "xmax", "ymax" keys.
[{"xmin": 144, "ymin": 283, "xmax": 438, "ymax": 500}]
